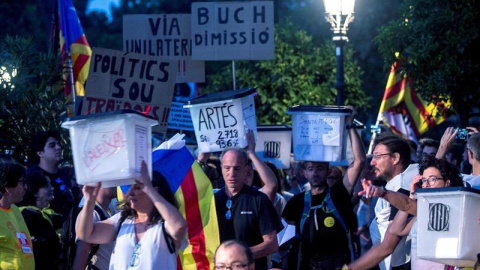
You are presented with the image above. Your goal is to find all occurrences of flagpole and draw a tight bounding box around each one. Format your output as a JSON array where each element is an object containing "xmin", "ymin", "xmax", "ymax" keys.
[
  {"xmin": 232, "ymin": 60, "xmax": 236, "ymax": 89},
  {"xmin": 67, "ymin": 52, "xmax": 76, "ymax": 115},
  {"xmin": 59, "ymin": 0, "xmax": 77, "ymax": 116},
  {"xmin": 367, "ymin": 114, "xmax": 382, "ymax": 155}
]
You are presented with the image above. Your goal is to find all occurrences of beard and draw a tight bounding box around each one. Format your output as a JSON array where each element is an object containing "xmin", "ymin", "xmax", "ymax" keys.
[{"xmin": 309, "ymin": 177, "xmax": 327, "ymax": 188}]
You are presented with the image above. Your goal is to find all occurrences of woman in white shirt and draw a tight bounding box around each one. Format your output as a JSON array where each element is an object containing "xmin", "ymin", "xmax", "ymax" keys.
[{"xmin": 76, "ymin": 161, "xmax": 187, "ymax": 270}]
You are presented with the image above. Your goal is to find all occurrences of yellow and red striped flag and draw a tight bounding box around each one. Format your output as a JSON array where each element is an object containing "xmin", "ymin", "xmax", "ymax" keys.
[
  {"xmin": 58, "ymin": 0, "xmax": 91, "ymax": 115},
  {"xmin": 377, "ymin": 56, "xmax": 450, "ymax": 139},
  {"xmin": 152, "ymin": 146, "xmax": 220, "ymax": 270}
]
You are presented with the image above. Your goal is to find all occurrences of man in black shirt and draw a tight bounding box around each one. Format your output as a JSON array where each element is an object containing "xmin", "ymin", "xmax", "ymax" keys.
[
  {"xmin": 282, "ymin": 161, "xmax": 358, "ymax": 270},
  {"xmin": 27, "ymin": 130, "xmax": 76, "ymax": 223},
  {"xmin": 215, "ymin": 148, "xmax": 282, "ymax": 270}
]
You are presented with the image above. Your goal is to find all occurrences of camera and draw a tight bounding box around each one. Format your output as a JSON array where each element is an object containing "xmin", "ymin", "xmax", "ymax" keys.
[{"xmin": 455, "ymin": 128, "xmax": 469, "ymax": 140}]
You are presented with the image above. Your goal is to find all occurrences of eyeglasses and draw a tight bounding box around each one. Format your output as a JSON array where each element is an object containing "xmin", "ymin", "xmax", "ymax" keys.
[
  {"xmin": 421, "ymin": 176, "xmax": 444, "ymax": 186},
  {"xmin": 372, "ymin": 153, "xmax": 392, "ymax": 160},
  {"xmin": 129, "ymin": 243, "xmax": 142, "ymax": 267},
  {"xmin": 225, "ymin": 199, "xmax": 232, "ymax": 220},
  {"xmin": 214, "ymin": 262, "xmax": 250, "ymax": 270}
]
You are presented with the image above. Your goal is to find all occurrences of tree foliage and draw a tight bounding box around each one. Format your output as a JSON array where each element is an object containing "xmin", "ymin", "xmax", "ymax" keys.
[
  {"xmin": 0, "ymin": 36, "xmax": 70, "ymax": 163},
  {"xmin": 375, "ymin": 0, "xmax": 480, "ymax": 125},
  {"xmin": 203, "ymin": 21, "xmax": 370, "ymax": 124}
]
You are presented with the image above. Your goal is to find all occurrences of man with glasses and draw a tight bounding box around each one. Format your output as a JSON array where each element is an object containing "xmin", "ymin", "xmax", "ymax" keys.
[
  {"xmin": 214, "ymin": 240, "xmax": 255, "ymax": 270},
  {"xmin": 214, "ymin": 148, "xmax": 282, "ymax": 270},
  {"xmin": 368, "ymin": 133, "xmax": 418, "ymax": 270},
  {"xmin": 350, "ymin": 155, "xmax": 464, "ymax": 269}
]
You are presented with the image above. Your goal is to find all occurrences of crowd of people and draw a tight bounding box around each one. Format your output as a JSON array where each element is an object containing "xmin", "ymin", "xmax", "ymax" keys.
[{"xmin": 1, "ymin": 108, "xmax": 480, "ymax": 270}]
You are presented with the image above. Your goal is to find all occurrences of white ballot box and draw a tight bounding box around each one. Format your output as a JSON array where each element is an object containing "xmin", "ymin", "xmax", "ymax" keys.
[
  {"xmin": 256, "ymin": 125, "xmax": 292, "ymax": 169},
  {"xmin": 62, "ymin": 110, "xmax": 157, "ymax": 187},
  {"xmin": 287, "ymin": 105, "xmax": 351, "ymax": 164},
  {"xmin": 416, "ymin": 187, "xmax": 480, "ymax": 267}
]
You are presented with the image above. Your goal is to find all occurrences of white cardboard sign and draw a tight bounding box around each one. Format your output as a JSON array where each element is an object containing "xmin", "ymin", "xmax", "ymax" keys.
[
  {"xmin": 191, "ymin": 1, "xmax": 274, "ymax": 60},
  {"xmin": 186, "ymin": 95, "xmax": 257, "ymax": 153},
  {"xmin": 123, "ymin": 14, "xmax": 205, "ymax": 83},
  {"xmin": 81, "ymin": 47, "xmax": 176, "ymax": 133}
]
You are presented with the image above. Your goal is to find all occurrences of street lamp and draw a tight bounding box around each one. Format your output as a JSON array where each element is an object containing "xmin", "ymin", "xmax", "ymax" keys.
[{"xmin": 323, "ymin": 0, "xmax": 355, "ymax": 106}]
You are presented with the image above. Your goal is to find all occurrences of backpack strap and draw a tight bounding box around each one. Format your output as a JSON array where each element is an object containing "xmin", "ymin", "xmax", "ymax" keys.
[
  {"xmin": 300, "ymin": 190, "xmax": 312, "ymax": 234},
  {"xmin": 300, "ymin": 187, "xmax": 356, "ymax": 262},
  {"xmin": 162, "ymin": 221, "xmax": 176, "ymax": 254}
]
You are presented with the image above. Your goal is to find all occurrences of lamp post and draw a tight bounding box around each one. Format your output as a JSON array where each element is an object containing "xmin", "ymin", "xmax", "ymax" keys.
[{"xmin": 323, "ymin": 0, "xmax": 355, "ymax": 106}]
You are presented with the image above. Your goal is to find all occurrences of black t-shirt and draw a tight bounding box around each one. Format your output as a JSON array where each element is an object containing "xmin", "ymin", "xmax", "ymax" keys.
[
  {"xmin": 21, "ymin": 208, "xmax": 61, "ymax": 270},
  {"xmin": 215, "ymin": 185, "xmax": 283, "ymax": 270},
  {"xmin": 282, "ymin": 181, "xmax": 357, "ymax": 263},
  {"xmin": 26, "ymin": 165, "xmax": 75, "ymax": 224}
]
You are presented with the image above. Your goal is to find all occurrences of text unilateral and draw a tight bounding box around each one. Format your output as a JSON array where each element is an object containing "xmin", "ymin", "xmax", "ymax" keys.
[{"xmin": 123, "ymin": 14, "xmax": 205, "ymax": 83}]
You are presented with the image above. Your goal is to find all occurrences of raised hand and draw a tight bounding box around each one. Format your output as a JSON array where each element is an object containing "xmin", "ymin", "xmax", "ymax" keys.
[
  {"xmin": 134, "ymin": 161, "xmax": 154, "ymax": 194},
  {"xmin": 467, "ymin": 126, "xmax": 479, "ymax": 134},
  {"xmin": 410, "ymin": 174, "xmax": 422, "ymax": 194},
  {"xmin": 245, "ymin": 129, "xmax": 256, "ymax": 154},
  {"xmin": 82, "ymin": 182, "xmax": 101, "ymax": 202},
  {"xmin": 358, "ymin": 179, "xmax": 386, "ymax": 198},
  {"xmin": 345, "ymin": 105, "xmax": 357, "ymax": 126}
]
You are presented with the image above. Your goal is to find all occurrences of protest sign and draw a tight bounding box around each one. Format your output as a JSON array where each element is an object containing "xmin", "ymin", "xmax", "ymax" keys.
[
  {"xmin": 81, "ymin": 47, "xmax": 176, "ymax": 133},
  {"xmin": 191, "ymin": 1, "xmax": 274, "ymax": 60},
  {"xmin": 123, "ymin": 14, "xmax": 205, "ymax": 83},
  {"xmin": 167, "ymin": 101, "xmax": 194, "ymax": 131},
  {"xmin": 184, "ymin": 88, "xmax": 257, "ymax": 153}
]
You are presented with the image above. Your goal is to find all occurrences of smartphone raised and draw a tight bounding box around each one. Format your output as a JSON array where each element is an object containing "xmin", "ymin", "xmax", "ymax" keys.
[{"xmin": 454, "ymin": 128, "xmax": 469, "ymax": 140}]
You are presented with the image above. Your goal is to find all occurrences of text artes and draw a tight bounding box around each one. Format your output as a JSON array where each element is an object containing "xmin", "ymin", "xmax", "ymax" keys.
[{"xmin": 197, "ymin": 103, "xmax": 238, "ymax": 131}]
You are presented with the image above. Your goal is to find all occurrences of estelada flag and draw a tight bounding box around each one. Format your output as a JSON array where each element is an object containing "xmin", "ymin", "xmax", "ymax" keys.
[
  {"xmin": 152, "ymin": 147, "xmax": 220, "ymax": 270},
  {"xmin": 377, "ymin": 56, "xmax": 450, "ymax": 139},
  {"xmin": 58, "ymin": 0, "xmax": 91, "ymax": 103}
]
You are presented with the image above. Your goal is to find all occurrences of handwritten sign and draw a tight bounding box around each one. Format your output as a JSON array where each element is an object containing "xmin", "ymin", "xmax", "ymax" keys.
[
  {"xmin": 167, "ymin": 101, "xmax": 194, "ymax": 131},
  {"xmin": 82, "ymin": 47, "xmax": 176, "ymax": 133},
  {"xmin": 295, "ymin": 115, "xmax": 342, "ymax": 146},
  {"xmin": 82, "ymin": 126, "xmax": 126, "ymax": 170},
  {"xmin": 63, "ymin": 114, "xmax": 156, "ymax": 187},
  {"xmin": 191, "ymin": 1, "xmax": 274, "ymax": 60},
  {"xmin": 123, "ymin": 14, "xmax": 205, "ymax": 83},
  {"xmin": 186, "ymin": 95, "xmax": 257, "ymax": 152}
]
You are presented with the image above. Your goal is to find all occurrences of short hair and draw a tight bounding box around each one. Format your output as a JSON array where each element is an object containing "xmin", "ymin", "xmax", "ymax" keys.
[
  {"xmin": 214, "ymin": 240, "xmax": 254, "ymax": 264},
  {"xmin": 419, "ymin": 155, "xmax": 463, "ymax": 187},
  {"xmin": 373, "ymin": 133, "xmax": 411, "ymax": 168},
  {"xmin": 419, "ymin": 138, "xmax": 440, "ymax": 150},
  {"xmin": 0, "ymin": 159, "xmax": 25, "ymax": 193},
  {"xmin": 28, "ymin": 130, "xmax": 62, "ymax": 165},
  {"xmin": 467, "ymin": 133, "xmax": 480, "ymax": 161},
  {"xmin": 220, "ymin": 148, "xmax": 249, "ymax": 166}
]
